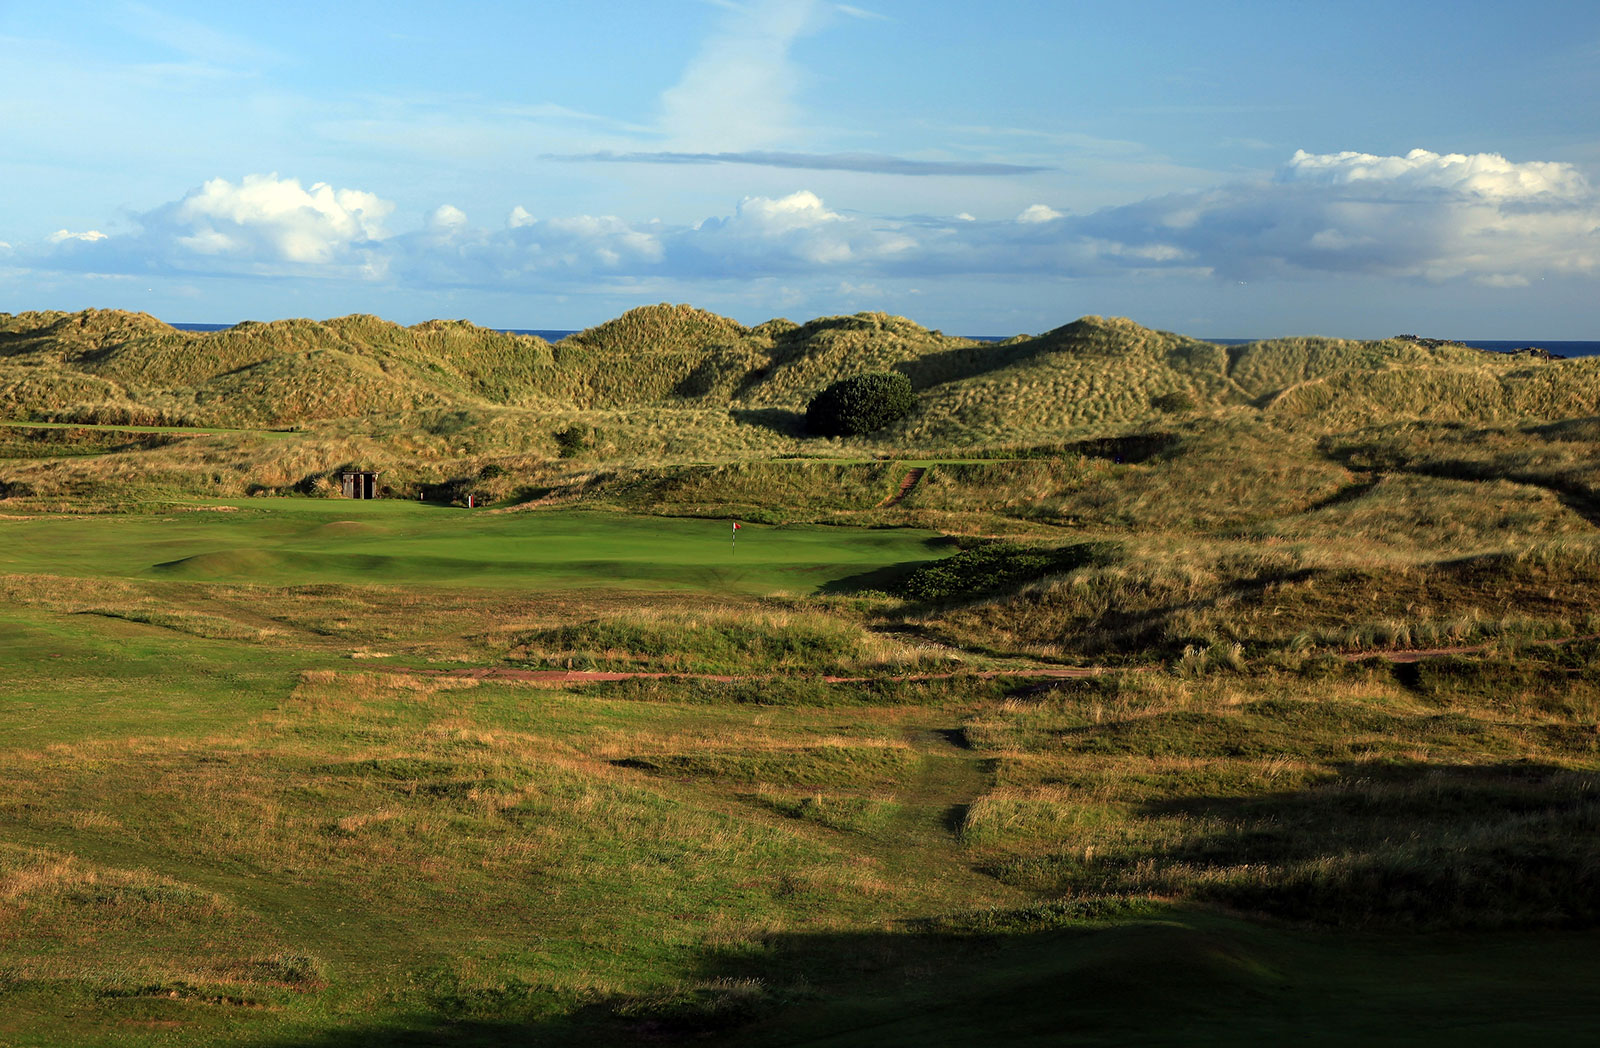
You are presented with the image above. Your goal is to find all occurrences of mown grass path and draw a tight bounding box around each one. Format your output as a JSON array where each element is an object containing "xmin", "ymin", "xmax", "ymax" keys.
[{"xmin": 882, "ymin": 727, "xmax": 1005, "ymax": 886}]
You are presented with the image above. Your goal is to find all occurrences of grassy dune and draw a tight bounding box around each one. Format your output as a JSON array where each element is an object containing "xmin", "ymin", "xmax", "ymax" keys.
[{"xmin": 2, "ymin": 305, "xmax": 1599, "ymax": 1044}]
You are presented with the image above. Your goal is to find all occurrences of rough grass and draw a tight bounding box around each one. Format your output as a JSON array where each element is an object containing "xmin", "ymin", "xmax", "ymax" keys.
[
  {"xmin": 7, "ymin": 307, "xmax": 1598, "ymax": 500},
  {"xmin": 4, "ymin": 303, "xmax": 1600, "ymax": 1043},
  {"xmin": 958, "ymin": 655, "xmax": 1600, "ymax": 930}
]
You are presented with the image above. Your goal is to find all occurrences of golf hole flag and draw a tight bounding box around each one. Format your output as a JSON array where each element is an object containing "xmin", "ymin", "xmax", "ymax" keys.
[{"xmin": 732, "ymin": 520, "xmax": 741, "ymax": 552}]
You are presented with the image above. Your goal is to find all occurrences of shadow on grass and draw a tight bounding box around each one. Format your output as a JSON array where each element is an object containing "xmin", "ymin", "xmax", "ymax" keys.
[
  {"xmin": 729, "ymin": 407, "xmax": 807, "ymax": 437},
  {"xmin": 893, "ymin": 339, "xmax": 1051, "ymax": 390},
  {"xmin": 991, "ymin": 760, "xmax": 1600, "ymax": 931},
  {"xmin": 241, "ymin": 904, "xmax": 1600, "ymax": 1047},
  {"xmin": 816, "ymin": 559, "xmax": 938, "ymax": 596}
]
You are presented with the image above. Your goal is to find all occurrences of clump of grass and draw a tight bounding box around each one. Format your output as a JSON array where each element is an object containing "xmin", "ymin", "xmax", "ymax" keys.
[
  {"xmin": 758, "ymin": 790, "xmax": 901, "ymax": 834},
  {"xmin": 503, "ymin": 607, "xmax": 877, "ymax": 674},
  {"xmin": 0, "ymin": 844, "xmax": 234, "ymax": 924},
  {"xmin": 615, "ymin": 743, "xmax": 919, "ymax": 790}
]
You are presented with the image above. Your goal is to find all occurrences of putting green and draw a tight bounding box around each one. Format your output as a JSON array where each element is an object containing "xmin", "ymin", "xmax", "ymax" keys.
[{"xmin": 0, "ymin": 499, "xmax": 948, "ymax": 594}]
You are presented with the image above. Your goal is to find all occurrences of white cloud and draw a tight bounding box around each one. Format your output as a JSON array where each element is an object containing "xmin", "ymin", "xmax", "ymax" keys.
[
  {"xmin": 1281, "ymin": 148, "xmax": 1586, "ymax": 199},
  {"xmin": 162, "ymin": 174, "xmax": 393, "ymax": 265},
  {"xmin": 731, "ymin": 190, "xmax": 842, "ymax": 233},
  {"xmin": 427, "ymin": 204, "xmax": 469, "ymax": 232},
  {"xmin": 1017, "ymin": 204, "xmax": 1063, "ymax": 224},
  {"xmin": 680, "ymin": 190, "xmax": 919, "ymax": 271},
  {"xmin": 1069, "ymin": 148, "xmax": 1600, "ymax": 282},
  {"xmin": 19, "ymin": 150, "xmax": 1597, "ymax": 293},
  {"xmin": 659, "ymin": 0, "xmax": 825, "ymax": 149}
]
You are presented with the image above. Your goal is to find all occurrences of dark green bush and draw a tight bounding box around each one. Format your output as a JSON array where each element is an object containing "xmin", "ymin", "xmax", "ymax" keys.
[
  {"xmin": 805, "ymin": 371, "xmax": 916, "ymax": 437},
  {"xmin": 554, "ymin": 423, "xmax": 594, "ymax": 458},
  {"xmin": 897, "ymin": 541, "xmax": 1119, "ymax": 603}
]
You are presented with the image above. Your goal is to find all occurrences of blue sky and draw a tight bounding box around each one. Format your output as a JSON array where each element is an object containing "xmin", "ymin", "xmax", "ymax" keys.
[{"xmin": 2, "ymin": 0, "xmax": 1597, "ymax": 336}]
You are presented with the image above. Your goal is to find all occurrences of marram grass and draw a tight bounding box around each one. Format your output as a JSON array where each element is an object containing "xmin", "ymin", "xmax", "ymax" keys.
[{"xmin": 3, "ymin": 303, "xmax": 1600, "ymax": 1044}]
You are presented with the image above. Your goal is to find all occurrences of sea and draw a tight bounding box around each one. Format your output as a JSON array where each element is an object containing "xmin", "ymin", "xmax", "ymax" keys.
[
  {"xmin": 1205, "ymin": 338, "xmax": 1600, "ymax": 359},
  {"xmin": 168, "ymin": 323, "xmax": 1600, "ymax": 359}
]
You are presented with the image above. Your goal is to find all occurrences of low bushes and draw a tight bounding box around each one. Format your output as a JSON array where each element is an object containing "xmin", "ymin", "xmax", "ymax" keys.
[
  {"xmin": 897, "ymin": 540, "xmax": 1119, "ymax": 603},
  {"xmin": 804, "ymin": 372, "xmax": 916, "ymax": 437}
]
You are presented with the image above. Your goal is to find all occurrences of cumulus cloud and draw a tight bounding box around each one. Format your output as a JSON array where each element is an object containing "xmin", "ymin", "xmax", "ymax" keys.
[
  {"xmin": 686, "ymin": 191, "xmax": 851, "ymax": 266},
  {"xmin": 162, "ymin": 174, "xmax": 392, "ymax": 264},
  {"xmin": 1017, "ymin": 204, "xmax": 1063, "ymax": 224},
  {"xmin": 1069, "ymin": 148, "xmax": 1600, "ymax": 283},
  {"xmin": 18, "ymin": 174, "xmax": 393, "ymax": 278},
  {"xmin": 380, "ymin": 206, "xmax": 666, "ymax": 288},
  {"xmin": 426, "ymin": 204, "xmax": 469, "ymax": 232},
  {"xmin": 725, "ymin": 190, "xmax": 842, "ymax": 234},
  {"xmin": 1281, "ymin": 148, "xmax": 1587, "ymax": 197},
  {"xmin": 16, "ymin": 150, "xmax": 1597, "ymax": 292}
]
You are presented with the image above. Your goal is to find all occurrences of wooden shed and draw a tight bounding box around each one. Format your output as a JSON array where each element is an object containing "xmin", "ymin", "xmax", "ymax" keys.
[{"xmin": 340, "ymin": 470, "xmax": 380, "ymax": 499}]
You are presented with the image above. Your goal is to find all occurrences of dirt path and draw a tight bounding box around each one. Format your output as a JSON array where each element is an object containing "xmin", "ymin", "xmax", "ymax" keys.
[
  {"xmin": 878, "ymin": 467, "xmax": 926, "ymax": 507},
  {"xmin": 1342, "ymin": 631, "xmax": 1599, "ymax": 663}
]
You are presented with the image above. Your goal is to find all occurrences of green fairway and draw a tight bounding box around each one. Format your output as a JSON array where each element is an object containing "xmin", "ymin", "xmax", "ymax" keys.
[{"xmin": 0, "ymin": 499, "xmax": 946, "ymax": 594}]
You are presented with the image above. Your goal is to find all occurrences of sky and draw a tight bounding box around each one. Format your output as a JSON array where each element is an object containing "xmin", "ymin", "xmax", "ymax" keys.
[{"xmin": 2, "ymin": 0, "xmax": 1597, "ymax": 337}]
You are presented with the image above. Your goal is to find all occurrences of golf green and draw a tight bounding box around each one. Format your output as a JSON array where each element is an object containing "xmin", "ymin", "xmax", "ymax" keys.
[{"xmin": 2, "ymin": 499, "xmax": 948, "ymax": 594}]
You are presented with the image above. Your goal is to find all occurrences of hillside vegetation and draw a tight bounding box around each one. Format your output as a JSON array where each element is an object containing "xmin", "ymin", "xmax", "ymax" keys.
[
  {"xmin": 3, "ymin": 304, "xmax": 1600, "ymax": 1044},
  {"xmin": 4, "ymin": 302, "xmax": 1598, "ymax": 504},
  {"xmin": 2, "ymin": 303, "xmax": 1591, "ymax": 432}
]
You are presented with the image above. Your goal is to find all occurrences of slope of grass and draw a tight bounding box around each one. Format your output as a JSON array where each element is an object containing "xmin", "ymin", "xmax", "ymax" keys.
[{"xmin": 4, "ymin": 302, "xmax": 1600, "ymax": 1043}]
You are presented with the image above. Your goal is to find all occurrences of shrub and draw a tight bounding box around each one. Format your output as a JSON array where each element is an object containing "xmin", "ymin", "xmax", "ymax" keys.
[
  {"xmin": 804, "ymin": 371, "xmax": 916, "ymax": 437},
  {"xmin": 1151, "ymin": 390, "xmax": 1198, "ymax": 413},
  {"xmin": 897, "ymin": 541, "xmax": 1119, "ymax": 603},
  {"xmin": 554, "ymin": 423, "xmax": 593, "ymax": 458}
]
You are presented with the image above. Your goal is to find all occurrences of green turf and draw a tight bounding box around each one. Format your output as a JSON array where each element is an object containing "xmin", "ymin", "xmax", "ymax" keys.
[{"xmin": 0, "ymin": 500, "xmax": 946, "ymax": 594}]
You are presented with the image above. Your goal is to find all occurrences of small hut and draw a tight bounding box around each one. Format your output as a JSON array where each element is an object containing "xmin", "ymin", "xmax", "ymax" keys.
[{"xmin": 340, "ymin": 470, "xmax": 380, "ymax": 499}]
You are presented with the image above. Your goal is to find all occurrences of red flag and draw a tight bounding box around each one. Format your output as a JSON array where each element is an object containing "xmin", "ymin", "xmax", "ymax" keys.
[{"xmin": 733, "ymin": 522, "xmax": 741, "ymax": 530}]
